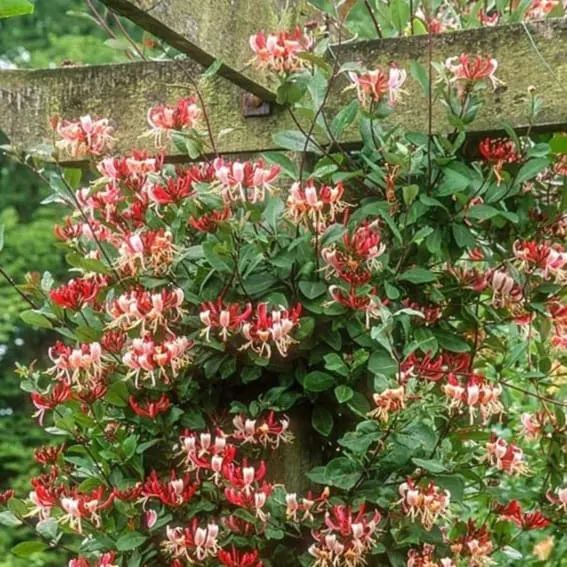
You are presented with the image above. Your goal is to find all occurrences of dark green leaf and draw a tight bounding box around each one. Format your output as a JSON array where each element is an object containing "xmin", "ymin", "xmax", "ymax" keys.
[
  {"xmin": 304, "ymin": 370, "xmax": 335, "ymax": 392},
  {"xmin": 515, "ymin": 158, "xmax": 549, "ymax": 185},
  {"xmin": 368, "ymin": 350, "xmax": 398, "ymax": 377},
  {"xmin": 334, "ymin": 384, "xmax": 354, "ymax": 403},
  {"xmin": 312, "ymin": 405, "xmax": 334, "ymax": 436},
  {"xmin": 116, "ymin": 532, "xmax": 147, "ymax": 552},
  {"xmin": 272, "ymin": 130, "xmax": 321, "ymax": 154},
  {"xmin": 411, "ymin": 457, "xmax": 447, "ymax": 473},
  {"xmin": 433, "ymin": 330, "xmax": 471, "ymax": 352},
  {"xmin": 298, "ymin": 280, "xmax": 328, "ymax": 299},
  {"xmin": 331, "ymin": 100, "xmax": 359, "ymax": 138},
  {"xmin": 398, "ymin": 267, "xmax": 438, "ymax": 284}
]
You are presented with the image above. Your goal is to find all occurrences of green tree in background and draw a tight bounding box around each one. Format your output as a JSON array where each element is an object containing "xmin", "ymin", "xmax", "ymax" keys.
[{"xmin": 0, "ymin": 2, "xmax": 130, "ymax": 563}]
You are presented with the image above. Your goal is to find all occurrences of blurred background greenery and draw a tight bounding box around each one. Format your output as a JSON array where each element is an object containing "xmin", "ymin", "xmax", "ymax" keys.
[{"xmin": 0, "ymin": 2, "xmax": 131, "ymax": 563}]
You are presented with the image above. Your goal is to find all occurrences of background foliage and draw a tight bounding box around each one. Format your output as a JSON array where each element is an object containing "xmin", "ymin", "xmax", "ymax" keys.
[{"xmin": 0, "ymin": 2, "xmax": 125, "ymax": 564}]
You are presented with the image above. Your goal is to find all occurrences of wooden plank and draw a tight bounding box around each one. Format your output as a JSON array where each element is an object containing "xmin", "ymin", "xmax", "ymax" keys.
[
  {"xmin": 99, "ymin": 0, "xmax": 308, "ymax": 101},
  {"xmin": 0, "ymin": 59, "xmax": 293, "ymax": 160},
  {"xmin": 0, "ymin": 20, "xmax": 565, "ymax": 163},
  {"xmin": 331, "ymin": 18, "xmax": 567, "ymax": 140}
]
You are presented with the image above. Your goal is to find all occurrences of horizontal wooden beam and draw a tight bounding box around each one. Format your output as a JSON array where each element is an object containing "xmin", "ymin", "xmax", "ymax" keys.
[
  {"xmin": 99, "ymin": 0, "xmax": 308, "ymax": 101},
  {"xmin": 0, "ymin": 20, "xmax": 565, "ymax": 163}
]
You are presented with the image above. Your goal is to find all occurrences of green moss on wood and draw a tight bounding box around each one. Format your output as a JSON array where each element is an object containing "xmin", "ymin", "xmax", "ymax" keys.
[
  {"xmin": 0, "ymin": 20, "xmax": 565, "ymax": 163},
  {"xmin": 100, "ymin": 0, "xmax": 309, "ymax": 100}
]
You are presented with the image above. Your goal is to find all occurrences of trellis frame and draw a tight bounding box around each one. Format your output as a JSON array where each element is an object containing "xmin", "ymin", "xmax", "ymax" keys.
[{"xmin": 0, "ymin": 2, "xmax": 566, "ymax": 164}]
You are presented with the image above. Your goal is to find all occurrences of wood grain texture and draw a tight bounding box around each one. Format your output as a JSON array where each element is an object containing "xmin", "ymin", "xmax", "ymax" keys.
[{"xmin": 0, "ymin": 20, "xmax": 565, "ymax": 163}]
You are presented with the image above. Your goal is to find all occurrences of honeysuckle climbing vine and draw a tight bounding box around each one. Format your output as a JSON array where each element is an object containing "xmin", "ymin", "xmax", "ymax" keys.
[{"xmin": 1, "ymin": 3, "xmax": 567, "ymax": 567}]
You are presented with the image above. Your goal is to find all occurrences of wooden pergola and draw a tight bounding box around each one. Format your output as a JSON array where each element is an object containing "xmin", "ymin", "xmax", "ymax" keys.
[{"xmin": 0, "ymin": 1, "xmax": 566, "ymax": 163}]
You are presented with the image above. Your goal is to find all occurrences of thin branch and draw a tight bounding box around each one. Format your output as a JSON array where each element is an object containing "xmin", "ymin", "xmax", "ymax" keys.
[
  {"xmin": 110, "ymin": 12, "xmax": 146, "ymax": 60},
  {"xmin": 363, "ymin": 0, "xmax": 383, "ymax": 39},
  {"xmin": 84, "ymin": 0, "xmax": 119, "ymax": 41},
  {"xmin": 501, "ymin": 380, "xmax": 567, "ymax": 408},
  {"xmin": 0, "ymin": 266, "xmax": 39, "ymax": 309}
]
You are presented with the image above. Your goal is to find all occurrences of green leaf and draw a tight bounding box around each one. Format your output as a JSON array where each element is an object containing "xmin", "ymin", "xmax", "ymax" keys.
[
  {"xmin": 550, "ymin": 133, "xmax": 567, "ymax": 154},
  {"xmin": 36, "ymin": 517, "xmax": 59, "ymax": 540},
  {"xmin": 398, "ymin": 267, "xmax": 438, "ymax": 284},
  {"xmin": 63, "ymin": 167, "xmax": 82, "ymax": 189},
  {"xmin": 312, "ymin": 405, "xmax": 334, "ymax": 436},
  {"xmin": 466, "ymin": 204, "xmax": 500, "ymax": 221},
  {"xmin": 116, "ymin": 532, "xmax": 147, "ymax": 552},
  {"xmin": 331, "ymin": 100, "xmax": 359, "ymax": 138},
  {"xmin": 20, "ymin": 310, "xmax": 53, "ymax": 329},
  {"xmin": 402, "ymin": 184, "xmax": 419, "ymax": 206},
  {"xmin": 368, "ymin": 350, "xmax": 398, "ymax": 377},
  {"xmin": 324, "ymin": 353, "xmax": 349, "ymax": 376},
  {"xmin": 390, "ymin": 0, "xmax": 410, "ymax": 32},
  {"xmin": 265, "ymin": 525, "xmax": 285, "ymax": 540},
  {"xmin": 202, "ymin": 241, "xmax": 233, "ymax": 273},
  {"xmin": 298, "ymin": 280, "xmax": 328, "ymax": 299},
  {"xmin": 433, "ymin": 330, "xmax": 471, "ymax": 352},
  {"xmin": 298, "ymin": 52, "xmax": 333, "ymax": 78},
  {"xmin": 304, "ymin": 370, "xmax": 335, "ymax": 392},
  {"xmin": 11, "ymin": 541, "xmax": 48, "ymax": 558},
  {"xmin": 515, "ymin": 158, "xmax": 549, "ymax": 186},
  {"xmin": 0, "ymin": 0, "xmax": 34, "ymax": 18},
  {"xmin": 202, "ymin": 59, "xmax": 223, "ymax": 79},
  {"xmin": 0, "ymin": 511, "xmax": 22, "ymax": 527},
  {"xmin": 411, "ymin": 457, "xmax": 447, "ymax": 473},
  {"xmin": 452, "ymin": 224, "xmax": 476, "ymax": 249},
  {"xmin": 435, "ymin": 474, "xmax": 465, "ymax": 501},
  {"xmin": 325, "ymin": 457, "xmax": 362, "ymax": 490},
  {"xmin": 334, "ymin": 385, "xmax": 354, "ymax": 403},
  {"xmin": 307, "ymin": 0, "xmax": 335, "ymax": 15},
  {"xmin": 66, "ymin": 253, "xmax": 110, "ymax": 274},
  {"xmin": 272, "ymin": 130, "xmax": 321, "ymax": 154},
  {"xmin": 263, "ymin": 152, "xmax": 298, "ymax": 179},
  {"xmin": 410, "ymin": 60, "xmax": 429, "ymax": 97},
  {"xmin": 105, "ymin": 381, "xmax": 129, "ymax": 407}
]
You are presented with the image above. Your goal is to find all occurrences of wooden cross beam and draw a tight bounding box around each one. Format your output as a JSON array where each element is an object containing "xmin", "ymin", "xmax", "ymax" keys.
[
  {"xmin": 0, "ymin": 19, "xmax": 565, "ymax": 163},
  {"xmin": 98, "ymin": 0, "xmax": 309, "ymax": 101}
]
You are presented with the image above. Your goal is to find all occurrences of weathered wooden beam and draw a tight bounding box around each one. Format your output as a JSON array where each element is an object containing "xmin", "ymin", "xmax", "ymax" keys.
[
  {"xmin": 99, "ymin": 0, "xmax": 307, "ymax": 101},
  {"xmin": 0, "ymin": 20, "xmax": 565, "ymax": 163},
  {"xmin": 0, "ymin": 59, "xmax": 289, "ymax": 159}
]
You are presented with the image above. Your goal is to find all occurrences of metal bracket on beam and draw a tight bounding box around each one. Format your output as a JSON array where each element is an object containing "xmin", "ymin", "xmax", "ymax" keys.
[{"xmin": 240, "ymin": 93, "xmax": 271, "ymax": 118}]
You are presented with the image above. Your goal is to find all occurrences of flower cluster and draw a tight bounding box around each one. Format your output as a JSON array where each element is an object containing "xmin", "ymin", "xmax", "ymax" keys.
[
  {"xmin": 482, "ymin": 435, "xmax": 529, "ymax": 475},
  {"xmin": 147, "ymin": 97, "xmax": 201, "ymax": 146},
  {"xmin": 443, "ymin": 374, "xmax": 504, "ymax": 424},
  {"xmin": 213, "ymin": 158, "xmax": 281, "ymax": 204},
  {"xmin": 496, "ymin": 500, "xmax": 550, "ymax": 530},
  {"xmin": 4, "ymin": 19, "xmax": 566, "ymax": 567},
  {"xmin": 348, "ymin": 65, "xmax": 406, "ymax": 108},
  {"xmin": 200, "ymin": 300, "xmax": 302, "ymax": 358},
  {"xmin": 53, "ymin": 114, "xmax": 114, "ymax": 157},
  {"xmin": 445, "ymin": 53, "xmax": 501, "ymax": 92},
  {"xmin": 368, "ymin": 386, "xmax": 406, "ymax": 423},
  {"xmin": 308, "ymin": 504, "xmax": 381, "ymax": 567},
  {"xmin": 398, "ymin": 479, "xmax": 451, "ymax": 531},
  {"xmin": 287, "ymin": 180, "xmax": 348, "ymax": 229},
  {"xmin": 249, "ymin": 27, "xmax": 313, "ymax": 73},
  {"xmin": 479, "ymin": 137, "xmax": 521, "ymax": 183}
]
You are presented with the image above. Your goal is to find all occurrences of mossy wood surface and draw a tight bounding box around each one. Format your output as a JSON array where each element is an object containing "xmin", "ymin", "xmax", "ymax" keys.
[
  {"xmin": 0, "ymin": 20, "xmax": 565, "ymax": 162},
  {"xmin": 100, "ymin": 0, "xmax": 309, "ymax": 100}
]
